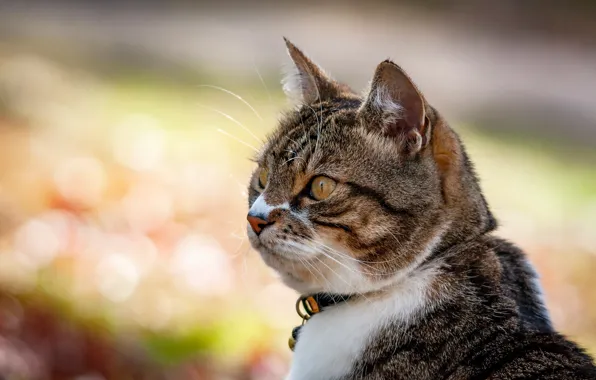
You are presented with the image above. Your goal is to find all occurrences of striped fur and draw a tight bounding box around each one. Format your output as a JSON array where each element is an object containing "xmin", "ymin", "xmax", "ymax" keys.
[{"xmin": 247, "ymin": 39, "xmax": 594, "ymax": 379}]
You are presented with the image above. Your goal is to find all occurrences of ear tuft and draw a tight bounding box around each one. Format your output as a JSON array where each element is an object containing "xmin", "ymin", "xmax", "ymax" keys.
[
  {"xmin": 359, "ymin": 60, "xmax": 429, "ymax": 155},
  {"xmin": 281, "ymin": 38, "xmax": 345, "ymax": 104},
  {"xmin": 368, "ymin": 81, "xmax": 404, "ymax": 128},
  {"xmin": 281, "ymin": 60, "xmax": 304, "ymax": 105}
]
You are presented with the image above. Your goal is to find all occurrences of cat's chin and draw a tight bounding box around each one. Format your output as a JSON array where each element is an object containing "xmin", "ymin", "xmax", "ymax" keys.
[
  {"xmin": 254, "ymin": 244, "xmax": 315, "ymax": 267},
  {"xmin": 279, "ymin": 273, "xmax": 321, "ymax": 294},
  {"xmin": 248, "ymin": 234, "xmax": 316, "ymax": 261},
  {"xmin": 250, "ymin": 243, "xmax": 324, "ymax": 292}
]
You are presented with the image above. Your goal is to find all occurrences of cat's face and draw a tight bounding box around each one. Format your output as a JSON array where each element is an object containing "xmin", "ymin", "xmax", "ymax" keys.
[
  {"xmin": 247, "ymin": 40, "xmax": 492, "ymax": 295},
  {"xmin": 247, "ymin": 103, "xmax": 439, "ymax": 294}
]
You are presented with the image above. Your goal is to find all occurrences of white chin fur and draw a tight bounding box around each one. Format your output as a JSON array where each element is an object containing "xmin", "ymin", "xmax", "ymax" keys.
[
  {"xmin": 286, "ymin": 226, "xmax": 450, "ymax": 380},
  {"xmin": 287, "ymin": 261, "xmax": 439, "ymax": 380}
]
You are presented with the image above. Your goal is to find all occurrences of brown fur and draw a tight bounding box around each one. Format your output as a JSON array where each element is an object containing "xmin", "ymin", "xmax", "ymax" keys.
[{"xmin": 247, "ymin": 39, "xmax": 591, "ymax": 378}]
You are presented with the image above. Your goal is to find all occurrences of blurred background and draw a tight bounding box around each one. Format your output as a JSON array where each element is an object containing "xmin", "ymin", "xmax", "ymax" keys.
[{"xmin": 0, "ymin": 1, "xmax": 594, "ymax": 378}]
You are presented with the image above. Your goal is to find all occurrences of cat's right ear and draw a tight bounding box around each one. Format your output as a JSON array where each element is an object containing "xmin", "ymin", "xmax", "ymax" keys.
[
  {"xmin": 282, "ymin": 38, "xmax": 344, "ymax": 104},
  {"xmin": 359, "ymin": 60, "xmax": 431, "ymax": 155}
]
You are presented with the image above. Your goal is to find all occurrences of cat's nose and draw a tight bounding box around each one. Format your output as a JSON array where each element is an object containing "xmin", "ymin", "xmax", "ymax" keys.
[{"xmin": 247, "ymin": 214, "xmax": 273, "ymax": 235}]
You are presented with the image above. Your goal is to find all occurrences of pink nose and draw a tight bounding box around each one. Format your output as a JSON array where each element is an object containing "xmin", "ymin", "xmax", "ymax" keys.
[{"xmin": 247, "ymin": 214, "xmax": 272, "ymax": 235}]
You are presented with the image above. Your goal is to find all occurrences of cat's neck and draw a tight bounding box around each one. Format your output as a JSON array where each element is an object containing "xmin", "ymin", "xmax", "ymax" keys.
[
  {"xmin": 287, "ymin": 236, "xmax": 504, "ymax": 380},
  {"xmin": 288, "ymin": 259, "xmax": 443, "ymax": 380}
]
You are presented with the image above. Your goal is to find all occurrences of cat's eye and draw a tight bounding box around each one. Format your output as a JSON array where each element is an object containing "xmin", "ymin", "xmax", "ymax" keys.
[
  {"xmin": 258, "ymin": 168, "xmax": 269, "ymax": 189},
  {"xmin": 310, "ymin": 176, "xmax": 337, "ymax": 201}
]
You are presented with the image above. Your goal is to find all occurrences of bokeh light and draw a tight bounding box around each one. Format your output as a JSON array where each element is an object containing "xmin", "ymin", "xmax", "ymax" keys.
[{"xmin": 0, "ymin": 1, "xmax": 594, "ymax": 379}]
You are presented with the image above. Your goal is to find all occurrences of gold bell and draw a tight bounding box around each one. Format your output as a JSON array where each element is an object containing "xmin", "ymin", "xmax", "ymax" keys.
[{"xmin": 288, "ymin": 325, "xmax": 302, "ymax": 351}]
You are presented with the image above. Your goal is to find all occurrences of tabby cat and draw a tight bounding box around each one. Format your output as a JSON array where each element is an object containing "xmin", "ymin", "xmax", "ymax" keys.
[{"xmin": 246, "ymin": 38, "xmax": 594, "ymax": 379}]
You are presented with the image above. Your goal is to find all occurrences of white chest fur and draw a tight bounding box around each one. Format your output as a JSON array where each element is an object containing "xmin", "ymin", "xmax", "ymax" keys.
[{"xmin": 286, "ymin": 269, "xmax": 436, "ymax": 380}]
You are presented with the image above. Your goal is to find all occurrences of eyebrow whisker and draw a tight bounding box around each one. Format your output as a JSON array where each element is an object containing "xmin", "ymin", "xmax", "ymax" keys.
[
  {"xmin": 284, "ymin": 156, "xmax": 307, "ymax": 166},
  {"xmin": 199, "ymin": 103, "xmax": 263, "ymax": 143},
  {"xmin": 216, "ymin": 128, "xmax": 259, "ymax": 152},
  {"xmin": 197, "ymin": 84, "xmax": 263, "ymax": 121}
]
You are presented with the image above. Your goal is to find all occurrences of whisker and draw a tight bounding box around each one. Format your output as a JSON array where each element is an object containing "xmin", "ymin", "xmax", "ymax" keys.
[
  {"xmin": 287, "ymin": 137, "xmax": 301, "ymax": 147},
  {"xmin": 302, "ymin": 251, "xmax": 338, "ymax": 291},
  {"xmin": 309, "ymin": 236, "xmax": 403, "ymax": 270},
  {"xmin": 379, "ymin": 224, "xmax": 402, "ymax": 249},
  {"xmin": 306, "ymin": 71, "xmax": 324, "ymax": 160},
  {"xmin": 284, "ymin": 156, "xmax": 307, "ymax": 166},
  {"xmin": 216, "ymin": 128, "xmax": 259, "ymax": 152},
  {"xmin": 311, "ymin": 243, "xmax": 361, "ymax": 276},
  {"xmin": 280, "ymin": 240, "xmax": 333, "ymax": 290},
  {"xmin": 251, "ymin": 61, "xmax": 273, "ymax": 108},
  {"xmin": 240, "ymin": 245, "xmax": 251, "ymax": 283},
  {"xmin": 197, "ymin": 84, "xmax": 263, "ymax": 121},
  {"xmin": 307, "ymin": 257, "xmax": 335, "ymax": 291},
  {"xmin": 305, "ymin": 104, "xmax": 321, "ymax": 135},
  {"xmin": 283, "ymin": 240, "xmax": 318, "ymax": 256},
  {"xmin": 316, "ymin": 100, "xmax": 323, "ymax": 157},
  {"xmin": 228, "ymin": 236, "xmax": 249, "ymax": 258},
  {"xmin": 312, "ymin": 254, "xmax": 369, "ymax": 302},
  {"xmin": 311, "ymin": 240, "xmax": 367, "ymax": 265},
  {"xmin": 228, "ymin": 173, "xmax": 249, "ymax": 196},
  {"xmin": 303, "ymin": 103, "xmax": 323, "ymax": 167},
  {"xmin": 325, "ymin": 243, "xmax": 404, "ymax": 267},
  {"xmin": 296, "ymin": 256, "xmax": 319, "ymax": 284},
  {"xmin": 318, "ymin": 246, "xmax": 381, "ymax": 277},
  {"xmin": 317, "ymin": 244, "xmax": 380, "ymax": 274},
  {"xmin": 226, "ymin": 220, "xmax": 252, "ymax": 259},
  {"xmin": 309, "ymin": 239, "xmax": 363, "ymax": 263},
  {"xmin": 199, "ymin": 103, "xmax": 262, "ymax": 143},
  {"xmin": 284, "ymin": 238, "xmax": 372, "ymax": 301}
]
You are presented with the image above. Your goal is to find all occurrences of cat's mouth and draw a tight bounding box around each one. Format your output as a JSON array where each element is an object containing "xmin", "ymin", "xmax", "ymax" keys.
[
  {"xmin": 252, "ymin": 241, "xmax": 324, "ymax": 293},
  {"xmin": 250, "ymin": 237, "xmax": 319, "ymax": 262},
  {"xmin": 247, "ymin": 225, "xmax": 320, "ymax": 259}
]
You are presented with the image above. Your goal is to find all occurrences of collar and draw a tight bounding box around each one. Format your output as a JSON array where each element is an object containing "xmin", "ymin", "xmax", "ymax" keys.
[{"xmin": 289, "ymin": 293, "xmax": 354, "ymax": 351}]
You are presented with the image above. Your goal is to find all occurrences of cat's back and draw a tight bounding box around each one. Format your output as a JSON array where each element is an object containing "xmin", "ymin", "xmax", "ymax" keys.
[
  {"xmin": 492, "ymin": 237, "xmax": 553, "ymax": 332},
  {"xmin": 458, "ymin": 330, "xmax": 596, "ymax": 379},
  {"xmin": 344, "ymin": 238, "xmax": 592, "ymax": 380},
  {"xmin": 349, "ymin": 315, "xmax": 595, "ymax": 380}
]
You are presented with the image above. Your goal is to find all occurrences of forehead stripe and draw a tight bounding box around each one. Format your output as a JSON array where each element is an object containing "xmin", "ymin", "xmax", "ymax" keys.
[{"xmin": 269, "ymin": 101, "xmax": 346, "ymax": 160}]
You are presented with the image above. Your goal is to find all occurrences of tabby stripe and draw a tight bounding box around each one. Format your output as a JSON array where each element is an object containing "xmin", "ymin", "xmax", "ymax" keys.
[
  {"xmin": 312, "ymin": 220, "xmax": 352, "ymax": 233},
  {"xmin": 521, "ymin": 367, "xmax": 574, "ymax": 380},
  {"xmin": 437, "ymin": 316, "xmax": 515, "ymax": 379},
  {"xmin": 345, "ymin": 182, "xmax": 412, "ymax": 217},
  {"xmin": 317, "ymin": 207, "xmax": 352, "ymax": 219},
  {"xmin": 469, "ymin": 341, "xmax": 574, "ymax": 380},
  {"xmin": 272, "ymin": 99, "xmax": 359, "ymax": 162}
]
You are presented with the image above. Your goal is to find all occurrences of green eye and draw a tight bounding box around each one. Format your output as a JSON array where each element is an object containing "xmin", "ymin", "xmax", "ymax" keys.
[
  {"xmin": 310, "ymin": 176, "xmax": 336, "ymax": 201},
  {"xmin": 258, "ymin": 168, "xmax": 269, "ymax": 189}
]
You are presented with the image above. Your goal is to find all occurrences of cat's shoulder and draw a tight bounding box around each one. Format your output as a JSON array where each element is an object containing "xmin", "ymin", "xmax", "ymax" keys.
[{"xmin": 469, "ymin": 330, "xmax": 596, "ymax": 379}]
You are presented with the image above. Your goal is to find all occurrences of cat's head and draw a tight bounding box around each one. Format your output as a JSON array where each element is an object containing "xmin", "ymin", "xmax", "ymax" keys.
[{"xmin": 247, "ymin": 39, "xmax": 496, "ymax": 295}]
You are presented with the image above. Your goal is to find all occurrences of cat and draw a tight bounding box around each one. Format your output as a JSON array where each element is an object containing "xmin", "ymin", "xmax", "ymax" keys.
[
  {"xmin": 246, "ymin": 38, "xmax": 592, "ymax": 379},
  {"xmin": 494, "ymin": 238, "xmax": 552, "ymax": 333}
]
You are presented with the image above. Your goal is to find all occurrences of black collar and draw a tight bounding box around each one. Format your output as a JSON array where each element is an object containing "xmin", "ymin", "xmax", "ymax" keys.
[{"xmin": 289, "ymin": 293, "xmax": 354, "ymax": 351}]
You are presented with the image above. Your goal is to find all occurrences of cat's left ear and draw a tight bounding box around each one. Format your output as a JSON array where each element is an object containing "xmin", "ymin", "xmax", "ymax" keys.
[
  {"xmin": 359, "ymin": 60, "xmax": 431, "ymax": 154},
  {"xmin": 282, "ymin": 38, "xmax": 346, "ymax": 104}
]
